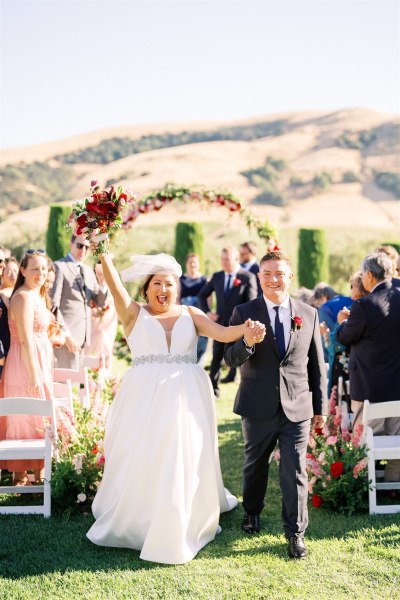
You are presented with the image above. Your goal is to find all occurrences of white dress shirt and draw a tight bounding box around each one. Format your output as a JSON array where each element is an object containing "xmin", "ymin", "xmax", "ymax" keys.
[
  {"xmin": 263, "ymin": 294, "xmax": 291, "ymax": 349},
  {"xmin": 224, "ymin": 272, "xmax": 238, "ymax": 292}
]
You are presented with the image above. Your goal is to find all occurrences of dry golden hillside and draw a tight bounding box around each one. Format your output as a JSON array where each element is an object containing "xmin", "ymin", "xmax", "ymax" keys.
[{"xmin": 0, "ymin": 108, "xmax": 399, "ymax": 244}]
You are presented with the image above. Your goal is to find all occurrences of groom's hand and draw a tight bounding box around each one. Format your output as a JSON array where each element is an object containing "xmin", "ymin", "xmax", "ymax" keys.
[{"xmin": 244, "ymin": 320, "xmax": 265, "ymax": 346}]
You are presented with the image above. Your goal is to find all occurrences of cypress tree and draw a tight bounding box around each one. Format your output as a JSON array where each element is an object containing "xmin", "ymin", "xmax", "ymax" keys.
[
  {"xmin": 46, "ymin": 204, "xmax": 73, "ymax": 260},
  {"xmin": 174, "ymin": 222, "xmax": 204, "ymax": 271},
  {"xmin": 298, "ymin": 228, "xmax": 328, "ymax": 288}
]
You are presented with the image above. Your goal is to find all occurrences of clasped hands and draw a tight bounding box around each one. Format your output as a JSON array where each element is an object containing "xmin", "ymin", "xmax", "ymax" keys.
[{"xmin": 243, "ymin": 319, "xmax": 266, "ymax": 347}]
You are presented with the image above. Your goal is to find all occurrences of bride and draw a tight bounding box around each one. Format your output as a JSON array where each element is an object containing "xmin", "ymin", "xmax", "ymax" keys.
[{"xmin": 87, "ymin": 248, "xmax": 265, "ymax": 564}]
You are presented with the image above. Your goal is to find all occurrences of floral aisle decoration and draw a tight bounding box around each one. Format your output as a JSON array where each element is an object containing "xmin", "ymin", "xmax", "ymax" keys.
[
  {"xmin": 66, "ymin": 180, "xmax": 139, "ymax": 256},
  {"xmin": 51, "ymin": 371, "xmax": 120, "ymax": 515},
  {"xmin": 306, "ymin": 385, "xmax": 370, "ymax": 515}
]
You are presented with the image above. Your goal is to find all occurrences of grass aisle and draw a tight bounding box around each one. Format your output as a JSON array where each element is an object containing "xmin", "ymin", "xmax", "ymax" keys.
[{"xmin": 0, "ymin": 383, "xmax": 399, "ymax": 600}]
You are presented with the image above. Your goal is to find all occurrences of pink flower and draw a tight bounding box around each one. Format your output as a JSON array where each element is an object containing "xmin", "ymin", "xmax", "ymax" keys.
[
  {"xmin": 327, "ymin": 435, "xmax": 338, "ymax": 446},
  {"xmin": 342, "ymin": 427, "xmax": 351, "ymax": 442},
  {"xmin": 353, "ymin": 458, "xmax": 368, "ymax": 478}
]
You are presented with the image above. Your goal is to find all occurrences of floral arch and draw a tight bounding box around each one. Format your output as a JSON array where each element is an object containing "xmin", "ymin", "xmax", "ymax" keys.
[{"xmin": 121, "ymin": 183, "xmax": 278, "ymax": 244}]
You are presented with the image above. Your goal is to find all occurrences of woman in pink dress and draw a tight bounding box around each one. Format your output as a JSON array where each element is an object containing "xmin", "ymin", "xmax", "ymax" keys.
[{"xmin": 0, "ymin": 249, "xmax": 53, "ymax": 486}]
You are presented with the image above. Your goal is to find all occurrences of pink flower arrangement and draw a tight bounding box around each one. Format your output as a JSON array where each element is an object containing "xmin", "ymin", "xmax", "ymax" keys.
[{"xmin": 305, "ymin": 385, "xmax": 371, "ymax": 514}]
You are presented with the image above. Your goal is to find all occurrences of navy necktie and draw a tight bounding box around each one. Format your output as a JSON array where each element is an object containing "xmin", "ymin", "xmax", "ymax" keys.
[
  {"xmin": 273, "ymin": 306, "xmax": 286, "ymax": 360},
  {"xmin": 224, "ymin": 274, "xmax": 232, "ymax": 297}
]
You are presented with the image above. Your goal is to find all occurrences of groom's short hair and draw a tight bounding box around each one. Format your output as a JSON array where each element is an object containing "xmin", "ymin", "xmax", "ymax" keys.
[{"xmin": 260, "ymin": 251, "xmax": 291, "ymax": 267}]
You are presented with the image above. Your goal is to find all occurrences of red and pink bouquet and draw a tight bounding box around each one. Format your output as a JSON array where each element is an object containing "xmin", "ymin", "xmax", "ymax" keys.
[{"xmin": 67, "ymin": 180, "xmax": 139, "ymax": 255}]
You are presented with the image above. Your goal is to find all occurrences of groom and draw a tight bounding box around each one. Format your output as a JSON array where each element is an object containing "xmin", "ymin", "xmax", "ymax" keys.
[{"xmin": 224, "ymin": 251, "xmax": 327, "ymax": 559}]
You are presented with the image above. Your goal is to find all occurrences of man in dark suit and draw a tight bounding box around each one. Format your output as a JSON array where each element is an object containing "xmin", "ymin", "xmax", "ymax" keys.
[
  {"xmin": 50, "ymin": 234, "xmax": 108, "ymax": 369},
  {"xmin": 198, "ymin": 247, "xmax": 258, "ymax": 397},
  {"xmin": 224, "ymin": 251, "xmax": 327, "ymax": 559},
  {"xmin": 337, "ymin": 252, "xmax": 400, "ymax": 482},
  {"xmin": 240, "ymin": 241, "xmax": 262, "ymax": 296}
]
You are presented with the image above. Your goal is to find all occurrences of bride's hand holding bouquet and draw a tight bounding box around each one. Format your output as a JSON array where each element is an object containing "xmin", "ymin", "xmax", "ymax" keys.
[{"xmin": 67, "ymin": 180, "xmax": 139, "ymax": 256}]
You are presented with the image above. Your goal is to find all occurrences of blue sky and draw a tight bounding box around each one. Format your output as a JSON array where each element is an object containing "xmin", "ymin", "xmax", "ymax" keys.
[{"xmin": 1, "ymin": 0, "xmax": 399, "ymax": 148}]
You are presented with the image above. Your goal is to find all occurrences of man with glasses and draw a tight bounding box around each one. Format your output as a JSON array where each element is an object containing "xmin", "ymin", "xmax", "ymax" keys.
[{"xmin": 50, "ymin": 235, "xmax": 108, "ymax": 369}]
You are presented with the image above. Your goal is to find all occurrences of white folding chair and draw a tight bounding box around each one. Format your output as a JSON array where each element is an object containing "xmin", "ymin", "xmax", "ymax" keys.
[
  {"xmin": 0, "ymin": 397, "xmax": 57, "ymax": 517},
  {"xmin": 53, "ymin": 367, "xmax": 90, "ymax": 409},
  {"xmin": 362, "ymin": 399, "xmax": 400, "ymax": 515},
  {"xmin": 53, "ymin": 380, "xmax": 74, "ymax": 418},
  {"xmin": 82, "ymin": 354, "xmax": 105, "ymax": 370},
  {"xmin": 337, "ymin": 376, "xmax": 352, "ymax": 430}
]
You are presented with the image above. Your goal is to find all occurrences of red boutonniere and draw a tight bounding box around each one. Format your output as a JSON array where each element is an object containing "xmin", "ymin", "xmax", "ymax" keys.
[
  {"xmin": 292, "ymin": 315, "xmax": 303, "ymax": 331},
  {"xmin": 233, "ymin": 278, "xmax": 242, "ymax": 287}
]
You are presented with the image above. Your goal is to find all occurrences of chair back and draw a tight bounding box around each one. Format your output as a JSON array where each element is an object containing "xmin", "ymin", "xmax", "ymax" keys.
[
  {"xmin": 82, "ymin": 355, "xmax": 105, "ymax": 370},
  {"xmin": 363, "ymin": 400, "xmax": 400, "ymax": 427},
  {"xmin": 0, "ymin": 396, "xmax": 55, "ymax": 418}
]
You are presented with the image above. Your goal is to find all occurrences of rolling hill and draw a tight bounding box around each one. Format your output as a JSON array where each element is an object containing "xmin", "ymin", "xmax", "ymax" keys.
[{"xmin": 0, "ymin": 108, "xmax": 399, "ymax": 245}]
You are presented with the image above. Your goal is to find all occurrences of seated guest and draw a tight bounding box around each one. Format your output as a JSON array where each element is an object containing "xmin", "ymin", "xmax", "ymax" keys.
[
  {"xmin": 337, "ymin": 253, "xmax": 400, "ymax": 483},
  {"xmin": 179, "ymin": 253, "xmax": 208, "ymax": 363}
]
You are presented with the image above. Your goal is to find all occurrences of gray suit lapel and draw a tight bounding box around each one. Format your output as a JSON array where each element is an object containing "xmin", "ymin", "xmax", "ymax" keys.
[{"xmin": 284, "ymin": 298, "xmax": 302, "ymax": 357}]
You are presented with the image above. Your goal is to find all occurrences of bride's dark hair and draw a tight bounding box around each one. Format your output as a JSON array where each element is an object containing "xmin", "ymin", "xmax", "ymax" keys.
[{"xmin": 140, "ymin": 273, "xmax": 181, "ymax": 301}]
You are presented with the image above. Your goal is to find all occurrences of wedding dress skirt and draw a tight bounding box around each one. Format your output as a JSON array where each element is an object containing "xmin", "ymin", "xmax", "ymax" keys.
[{"xmin": 87, "ymin": 305, "xmax": 237, "ymax": 564}]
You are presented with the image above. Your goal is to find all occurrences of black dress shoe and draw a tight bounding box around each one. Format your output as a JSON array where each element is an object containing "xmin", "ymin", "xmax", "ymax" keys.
[
  {"xmin": 220, "ymin": 376, "xmax": 238, "ymax": 384},
  {"xmin": 242, "ymin": 513, "xmax": 260, "ymax": 534},
  {"xmin": 288, "ymin": 536, "xmax": 307, "ymax": 559}
]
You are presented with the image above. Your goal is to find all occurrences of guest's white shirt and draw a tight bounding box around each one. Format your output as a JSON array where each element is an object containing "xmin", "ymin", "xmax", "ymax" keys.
[{"xmin": 263, "ymin": 294, "xmax": 291, "ymax": 349}]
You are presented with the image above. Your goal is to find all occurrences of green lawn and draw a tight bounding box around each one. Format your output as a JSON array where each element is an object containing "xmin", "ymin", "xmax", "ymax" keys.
[{"xmin": 0, "ymin": 382, "xmax": 399, "ymax": 600}]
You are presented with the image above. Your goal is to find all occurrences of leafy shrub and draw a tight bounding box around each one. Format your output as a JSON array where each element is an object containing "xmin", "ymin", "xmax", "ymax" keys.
[
  {"xmin": 298, "ymin": 228, "xmax": 329, "ymax": 288},
  {"xmin": 335, "ymin": 129, "xmax": 376, "ymax": 150},
  {"xmin": 242, "ymin": 156, "xmax": 287, "ymax": 206},
  {"xmin": 290, "ymin": 176, "xmax": 305, "ymax": 187},
  {"xmin": 174, "ymin": 222, "xmax": 204, "ymax": 271},
  {"xmin": 374, "ymin": 172, "xmax": 400, "ymax": 198},
  {"xmin": 46, "ymin": 204, "xmax": 73, "ymax": 260},
  {"xmin": 312, "ymin": 171, "xmax": 332, "ymax": 191},
  {"xmin": 342, "ymin": 171, "xmax": 361, "ymax": 183}
]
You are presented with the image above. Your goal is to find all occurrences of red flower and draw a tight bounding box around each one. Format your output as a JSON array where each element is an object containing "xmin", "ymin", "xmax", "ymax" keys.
[
  {"xmin": 233, "ymin": 278, "xmax": 242, "ymax": 287},
  {"xmin": 91, "ymin": 445, "xmax": 99, "ymax": 455},
  {"xmin": 314, "ymin": 427, "xmax": 323, "ymax": 436},
  {"xmin": 76, "ymin": 214, "xmax": 88, "ymax": 227},
  {"xmin": 292, "ymin": 316, "xmax": 303, "ymax": 331},
  {"xmin": 311, "ymin": 494, "xmax": 324, "ymax": 508},
  {"xmin": 330, "ymin": 461, "xmax": 344, "ymax": 479}
]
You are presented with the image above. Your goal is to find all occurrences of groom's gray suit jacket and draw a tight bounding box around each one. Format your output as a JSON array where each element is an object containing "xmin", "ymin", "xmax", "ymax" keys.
[
  {"xmin": 224, "ymin": 296, "xmax": 328, "ymax": 422},
  {"xmin": 50, "ymin": 255, "xmax": 108, "ymax": 348}
]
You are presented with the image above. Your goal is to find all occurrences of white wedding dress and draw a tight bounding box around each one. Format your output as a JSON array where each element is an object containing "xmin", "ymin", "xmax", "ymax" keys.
[{"xmin": 87, "ymin": 305, "xmax": 237, "ymax": 564}]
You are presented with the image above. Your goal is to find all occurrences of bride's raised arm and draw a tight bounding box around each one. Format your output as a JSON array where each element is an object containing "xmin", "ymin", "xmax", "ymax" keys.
[{"xmin": 98, "ymin": 250, "xmax": 140, "ymax": 332}]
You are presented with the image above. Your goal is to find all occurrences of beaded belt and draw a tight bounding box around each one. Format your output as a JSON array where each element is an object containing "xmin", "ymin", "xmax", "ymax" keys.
[{"xmin": 131, "ymin": 353, "xmax": 197, "ymax": 367}]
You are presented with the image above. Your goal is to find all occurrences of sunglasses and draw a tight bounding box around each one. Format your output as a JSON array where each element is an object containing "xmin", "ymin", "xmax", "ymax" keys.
[
  {"xmin": 75, "ymin": 242, "xmax": 90, "ymax": 250},
  {"xmin": 25, "ymin": 249, "xmax": 47, "ymax": 255}
]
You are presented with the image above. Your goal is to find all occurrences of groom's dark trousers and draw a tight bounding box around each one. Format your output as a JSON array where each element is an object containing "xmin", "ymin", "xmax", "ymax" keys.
[{"xmin": 224, "ymin": 296, "xmax": 327, "ymax": 537}]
